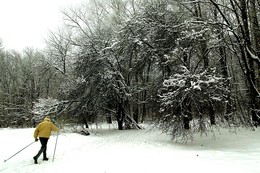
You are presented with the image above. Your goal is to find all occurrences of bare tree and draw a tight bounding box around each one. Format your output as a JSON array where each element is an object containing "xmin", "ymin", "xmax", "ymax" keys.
[
  {"xmin": 209, "ymin": 0, "xmax": 260, "ymax": 126},
  {"xmin": 45, "ymin": 28, "xmax": 74, "ymax": 75}
]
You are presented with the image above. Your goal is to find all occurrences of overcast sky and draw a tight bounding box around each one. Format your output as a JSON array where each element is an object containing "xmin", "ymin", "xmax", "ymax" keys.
[{"xmin": 0, "ymin": 0, "xmax": 84, "ymax": 52}]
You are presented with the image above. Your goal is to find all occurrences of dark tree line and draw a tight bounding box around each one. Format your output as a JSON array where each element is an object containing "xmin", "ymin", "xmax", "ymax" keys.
[
  {"xmin": 60, "ymin": 0, "xmax": 260, "ymax": 136},
  {"xmin": 0, "ymin": 0, "xmax": 259, "ymax": 140}
]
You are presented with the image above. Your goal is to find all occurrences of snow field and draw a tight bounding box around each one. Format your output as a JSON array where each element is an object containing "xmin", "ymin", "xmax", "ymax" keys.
[{"xmin": 0, "ymin": 125, "xmax": 259, "ymax": 173}]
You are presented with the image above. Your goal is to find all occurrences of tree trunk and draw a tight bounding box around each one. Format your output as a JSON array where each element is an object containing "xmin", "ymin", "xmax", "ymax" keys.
[
  {"xmin": 239, "ymin": 0, "xmax": 260, "ymax": 126},
  {"xmin": 183, "ymin": 116, "xmax": 190, "ymax": 130},
  {"xmin": 249, "ymin": 0, "xmax": 260, "ymax": 126},
  {"xmin": 133, "ymin": 104, "xmax": 138, "ymax": 124},
  {"xmin": 182, "ymin": 50, "xmax": 191, "ymax": 130},
  {"xmin": 116, "ymin": 101, "xmax": 125, "ymax": 130},
  {"xmin": 209, "ymin": 102, "xmax": 216, "ymax": 125},
  {"xmin": 141, "ymin": 91, "xmax": 147, "ymax": 123},
  {"xmin": 183, "ymin": 99, "xmax": 192, "ymax": 130},
  {"xmin": 213, "ymin": 0, "xmax": 233, "ymax": 118},
  {"xmin": 195, "ymin": 1, "xmax": 216, "ymax": 124},
  {"xmin": 133, "ymin": 73, "xmax": 139, "ymax": 124},
  {"xmin": 141, "ymin": 61, "xmax": 151, "ymax": 123}
]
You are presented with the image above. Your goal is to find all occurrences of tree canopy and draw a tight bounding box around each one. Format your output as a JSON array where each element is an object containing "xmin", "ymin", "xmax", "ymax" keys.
[{"xmin": 0, "ymin": 0, "xmax": 259, "ymax": 140}]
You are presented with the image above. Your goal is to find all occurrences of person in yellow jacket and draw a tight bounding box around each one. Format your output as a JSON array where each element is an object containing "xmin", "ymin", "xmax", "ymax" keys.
[{"xmin": 33, "ymin": 116, "xmax": 59, "ymax": 164}]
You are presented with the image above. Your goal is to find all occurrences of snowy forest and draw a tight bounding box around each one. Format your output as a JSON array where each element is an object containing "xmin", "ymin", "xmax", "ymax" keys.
[{"xmin": 0, "ymin": 0, "xmax": 259, "ymax": 140}]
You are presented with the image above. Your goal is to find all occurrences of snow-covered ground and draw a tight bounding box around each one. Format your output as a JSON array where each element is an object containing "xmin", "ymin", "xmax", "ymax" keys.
[{"xmin": 0, "ymin": 124, "xmax": 259, "ymax": 173}]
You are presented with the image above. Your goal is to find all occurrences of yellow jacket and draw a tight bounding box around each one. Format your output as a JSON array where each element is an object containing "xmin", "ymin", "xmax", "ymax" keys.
[{"xmin": 34, "ymin": 117, "xmax": 59, "ymax": 139}]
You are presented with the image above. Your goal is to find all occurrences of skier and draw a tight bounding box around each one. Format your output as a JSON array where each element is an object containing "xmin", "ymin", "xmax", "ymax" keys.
[{"xmin": 33, "ymin": 116, "xmax": 59, "ymax": 164}]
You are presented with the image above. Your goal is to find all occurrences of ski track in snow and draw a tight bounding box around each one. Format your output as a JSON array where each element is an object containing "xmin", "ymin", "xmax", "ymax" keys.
[{"xmin": 0, "ymin": 125, "xmax": 259, "ymax": 173}]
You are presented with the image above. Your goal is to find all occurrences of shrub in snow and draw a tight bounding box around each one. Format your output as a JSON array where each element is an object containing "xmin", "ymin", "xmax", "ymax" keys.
[{"xmin": 157, "ymin": 66, "xmax": 231, "ymax": 140}]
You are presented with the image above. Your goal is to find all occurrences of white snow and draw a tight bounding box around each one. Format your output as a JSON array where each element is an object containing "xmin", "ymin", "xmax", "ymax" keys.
[{"xmin": 0, "ymin": 124, "xmax": 259, "ymax": 173}]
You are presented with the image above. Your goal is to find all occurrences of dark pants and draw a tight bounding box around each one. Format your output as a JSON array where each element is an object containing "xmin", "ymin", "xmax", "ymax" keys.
[{"xmin": 35, "ymin": 137, "xmax": 49, "ymax": 159}]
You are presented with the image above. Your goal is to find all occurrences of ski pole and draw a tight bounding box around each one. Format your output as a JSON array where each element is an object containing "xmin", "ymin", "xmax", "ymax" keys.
[
  {"xmin": 4, "ymin": 141, "xmax": 35, "ymax": 162},
  {"xmin": 52, "ymin": 131, "xmax": 59, "ymax": 162}
]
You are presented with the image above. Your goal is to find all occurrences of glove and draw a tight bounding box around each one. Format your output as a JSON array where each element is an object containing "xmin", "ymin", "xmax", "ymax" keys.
[{"xmin": 35, "ymin": 138, "xmax": 38, "ymax": 142}]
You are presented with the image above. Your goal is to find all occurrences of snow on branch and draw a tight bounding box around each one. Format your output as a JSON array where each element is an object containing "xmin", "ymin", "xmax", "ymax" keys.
[
  {"xmin": 159, "ymin": 66, "xmax": 228, "ymax": 108},
  {"xmin": 101, "ymin": 41, "xmax": 119, "ymax": 52},
  {"xmin": 182, "ymin": 0, "xmax": 201, "ymax": 4},
  {"xmin": 32, "ymin": 98, "xmax": 67, "ymax": 121},
  {"xmin": 246, "ymin": 46, "xmax": 260, "ymax": 64}
]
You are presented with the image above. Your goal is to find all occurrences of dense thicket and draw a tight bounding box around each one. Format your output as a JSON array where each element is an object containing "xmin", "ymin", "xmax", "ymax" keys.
[
  {"xmin": 0, "ymin": 48, "xmax": 63, "ymax": 127},
  {"xmin": 0, "ymin": 0, "xmax": 259, "ymax": 140}
]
